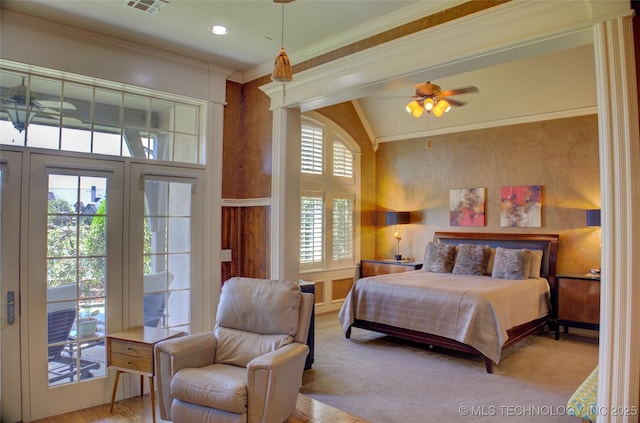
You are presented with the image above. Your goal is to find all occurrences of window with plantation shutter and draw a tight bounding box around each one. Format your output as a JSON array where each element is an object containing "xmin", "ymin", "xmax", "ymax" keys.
[
  {"xmin": 300, "ymin": 195, "xmax": 323, "ymax": 264},
  {"xmin": 332, "ymin": 140, "xmax": 353, "ymax": 177},
  {"xmin": 332, "ymin": 196, "xmax": 354, "ymax": 260},
  {"xmin": 301, "ymin": 123, "xmax": 324, "ymax": 174},
  {"xmin": 300, "ymin": 113, "xmax": 360, "ymax": 274}
]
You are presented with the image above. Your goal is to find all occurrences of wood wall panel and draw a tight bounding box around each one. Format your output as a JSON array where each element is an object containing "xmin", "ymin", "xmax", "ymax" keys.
[
  {"xmin": 221, "ymin": 205, "xmax": 270, "ymax": 283},
  {"xmin": 240, "ymin": 206, "xmax": 270, "ymax": 279},
  {"xmin": 221, "ymin": 206, "xmax": 240, "ymax": 283},
  {"xmin": 332, "ymin": 278, "xmax": 354, "ymax": 302},
  {"xmin": 313, "ymin": 281, "xmax": 325, "ymax": 305}
]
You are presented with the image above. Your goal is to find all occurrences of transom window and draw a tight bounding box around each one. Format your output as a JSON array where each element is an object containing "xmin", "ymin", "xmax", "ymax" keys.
[{"xmin": 0, "ymin": 67, "xmax": 204, "ymax": 164}]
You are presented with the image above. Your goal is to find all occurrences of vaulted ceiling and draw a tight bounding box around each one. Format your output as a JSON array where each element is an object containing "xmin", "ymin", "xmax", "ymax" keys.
[{"xmin": 1, "ymin": 0, "xmax": 597, "ymax": 143}]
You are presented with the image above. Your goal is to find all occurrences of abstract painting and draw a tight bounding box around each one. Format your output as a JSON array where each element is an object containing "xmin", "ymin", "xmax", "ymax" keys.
[
  {"xmin": 449, "ymin": 188, "xmax": 486, "ymax": 226},
  {"xmin": 500, "ymin": 185, "xmax": 542, "ymax": 227}
]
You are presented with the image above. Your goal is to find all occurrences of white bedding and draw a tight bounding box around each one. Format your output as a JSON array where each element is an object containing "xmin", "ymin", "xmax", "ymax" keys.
[{"xmin": 338, "ymin": 270, "xmax": 551, "ymax": 363}]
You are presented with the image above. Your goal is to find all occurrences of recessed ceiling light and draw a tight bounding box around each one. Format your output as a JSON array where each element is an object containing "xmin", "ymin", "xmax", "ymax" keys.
[{"xmin": 211, "ymin": 25, "xmax": 229, "ymax": 36}]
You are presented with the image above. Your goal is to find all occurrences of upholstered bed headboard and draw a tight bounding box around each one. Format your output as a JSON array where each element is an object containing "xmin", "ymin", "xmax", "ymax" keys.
[{"xmin": 433, "ymin": 232, "xmax": 559, "ymax": 288}]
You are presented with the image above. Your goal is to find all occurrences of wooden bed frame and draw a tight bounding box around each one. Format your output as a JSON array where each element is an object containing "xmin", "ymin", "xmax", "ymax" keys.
[{"xmin": 345, "ymin": 232, "xmax": 559, "ymax": 373}]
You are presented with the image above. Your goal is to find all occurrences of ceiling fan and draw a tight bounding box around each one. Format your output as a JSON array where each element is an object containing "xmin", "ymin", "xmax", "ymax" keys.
[
  {"xmin": 1, "ymin": 78, "xmax": 77, "ymax": 132},
  {"xmin": 405, "ymin": 81, "xmax": 478, "ymax": 118}
]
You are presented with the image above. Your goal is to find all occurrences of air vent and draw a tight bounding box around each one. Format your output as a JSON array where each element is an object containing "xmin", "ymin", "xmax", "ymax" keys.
[{"xmin": 122, "ymin": 0, "xmax": 169, "ymax": 14}]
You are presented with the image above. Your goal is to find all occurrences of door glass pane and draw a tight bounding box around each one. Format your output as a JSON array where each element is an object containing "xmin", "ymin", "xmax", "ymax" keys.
[
  {"xmin": 46, "ymin": 174, "xmax": 107, "ymax": 386},
  {"xmin": 143, "ymin": 180, "xmax": 191, "ymax": 333}
]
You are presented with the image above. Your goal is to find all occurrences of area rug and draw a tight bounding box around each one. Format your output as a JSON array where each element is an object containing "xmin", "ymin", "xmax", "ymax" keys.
[{"xmin": 300, "ymin": 312, "xmax": 599, "ymax": 423}]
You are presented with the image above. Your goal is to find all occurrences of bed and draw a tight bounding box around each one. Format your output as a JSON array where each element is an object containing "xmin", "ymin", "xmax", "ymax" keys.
[{"xmin": 338, "ymin": 232, "xmax": 559, "ymax": 373}]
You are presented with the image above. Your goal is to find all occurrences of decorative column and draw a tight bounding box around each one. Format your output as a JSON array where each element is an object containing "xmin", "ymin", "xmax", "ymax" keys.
[
  {"xmin": 270, "ymin": 106, "xmax": 301, "ymax": 282},
  {"xmin": 593, "ymin": 14, "xmax": 640, "ymax": 422}
]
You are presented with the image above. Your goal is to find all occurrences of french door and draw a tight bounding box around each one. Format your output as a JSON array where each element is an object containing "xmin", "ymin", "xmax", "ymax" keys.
[
  {"xmin": 27, "ymin": 154, "xmax": 124, "ymax": 419},
  {"xmin": 0, "ymin": 150, "xmax": 23, "ymax": 422},
  {"xmin": 21, "ymin": 153, "xmax": 205, "ymax": 420}
]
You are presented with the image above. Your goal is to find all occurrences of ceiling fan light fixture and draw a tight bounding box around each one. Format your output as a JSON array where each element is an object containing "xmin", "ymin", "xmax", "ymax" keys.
[
  {"xmin": 440, "ymin": 99, "xmax": 451, "ymax": 113},
  {"xmin": 432, "ymin": 104, "xmax": 445, "ymax": 117},
  {"xmin": 432, "ymin": 99, "xmax": 450, "ymax": 117},
  {"xmin": 403, "ymin": 81, "xmax": 477, "ymax": 119},
  {"xmin": 405, "ymin": 100, "xmax": 424, "ymax": 118},
  {"xmin": 424, "ymin": 98, "xmax": 434, "ymax": 111}
]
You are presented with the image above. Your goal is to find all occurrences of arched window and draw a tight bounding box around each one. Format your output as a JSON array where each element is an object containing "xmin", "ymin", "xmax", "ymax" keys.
[{"xmin": 300, "ymin": 113, "xmax": 360, "ymax": 273}]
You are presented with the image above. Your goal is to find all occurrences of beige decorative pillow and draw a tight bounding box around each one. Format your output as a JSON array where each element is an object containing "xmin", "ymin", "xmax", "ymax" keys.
[
  {"xmin": 452, "ymin": 244, "xmax": 491, "ymax": 275},
  {"xmin": 423, "ymin": 242, "xmax": 456, "ymax": 273},
  {"xmin": 491, "ymin": 247, "xmax": 532, "ymax": 280},
  {"xmin": 527, "ymin": 249, "xmax": 544, "ymax": 278}
]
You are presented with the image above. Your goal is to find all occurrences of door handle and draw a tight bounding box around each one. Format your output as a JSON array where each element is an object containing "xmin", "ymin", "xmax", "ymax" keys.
[{"xmin": 0, "ymin": 291, "xmax": 15, "ymax": 325}]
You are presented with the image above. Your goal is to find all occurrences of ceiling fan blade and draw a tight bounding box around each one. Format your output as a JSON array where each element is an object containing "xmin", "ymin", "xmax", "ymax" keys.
[
  {"xmin": 375, "ymin": 95, "xmax": 417, "ymax": 100},
  {"xmin": 446, "ymin": 98, "xmax": 466, "ymax": 107},
  {"xmin": 440, "ymin": 86, "xmax": 478, "ymax": 97},
  {"xmin": 39, "ymin": 100, "xmax": 77, "ymax": 110}
]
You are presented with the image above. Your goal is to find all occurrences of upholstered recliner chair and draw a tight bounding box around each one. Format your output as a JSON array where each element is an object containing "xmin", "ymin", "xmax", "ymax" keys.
[{"xmin": 155, "ymin": 277, "xmax": 313, "ymax": 423}]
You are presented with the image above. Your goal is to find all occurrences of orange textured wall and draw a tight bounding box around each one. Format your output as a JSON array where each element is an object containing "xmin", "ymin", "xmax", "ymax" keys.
[
  {"xmin": 239, "ymin": 77, "xmax": 274, "ymax": 199},
  {"xmin": 223, "ymin": 81, "xmax": 243, "ymax": 198},
  {"xmin": 375, "ymin": 114, "xmax": 601, "ymax": 276}
]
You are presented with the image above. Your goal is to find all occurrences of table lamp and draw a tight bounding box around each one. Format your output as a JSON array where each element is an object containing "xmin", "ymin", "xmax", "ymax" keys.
[
  {"xmin": 586, "ymin": 209, "xmax": 601, "ymax": 275},
  {"xmin": 386, "ymin": 211, "xmax": 410, "ymax": 261}
]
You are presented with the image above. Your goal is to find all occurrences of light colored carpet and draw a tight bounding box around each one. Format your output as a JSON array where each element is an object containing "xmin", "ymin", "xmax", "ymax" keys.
[{"xmin": 301, "ymin": 311, "xmax": 599, "ymax": 423}]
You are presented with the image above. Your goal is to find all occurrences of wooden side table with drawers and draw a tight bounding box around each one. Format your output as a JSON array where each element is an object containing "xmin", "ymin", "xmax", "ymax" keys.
[
  {"xmin": 555, "ymin": 274, "xmax": 600, "ymax": 340},
  {"xmin": 360, "ymin": 259, "xmax": 423, "ymax": 278},
  {"xmin": 107, "ymin": 326, "xmax": 184, "ymax": 422}
]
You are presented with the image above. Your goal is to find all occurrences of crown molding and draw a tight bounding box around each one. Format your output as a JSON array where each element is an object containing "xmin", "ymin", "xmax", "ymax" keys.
[{"xmin": 375, "ymin": 106, "xmax": 598, "ymax": 143}]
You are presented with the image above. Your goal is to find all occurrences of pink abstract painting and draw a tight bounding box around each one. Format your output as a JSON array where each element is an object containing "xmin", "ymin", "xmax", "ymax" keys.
[
  {"xmin": 500, "ymin": 185, "xmax": 542, "ymax": 227},
  {"xmin": 449, "ymin": 188, "xmax": 486, "ymax": 226}
]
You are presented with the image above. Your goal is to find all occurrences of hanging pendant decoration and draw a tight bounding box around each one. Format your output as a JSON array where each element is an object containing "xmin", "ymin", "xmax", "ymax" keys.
[
  {"xmin": 272, "ymin": 0, "xmax": 294, "ymax": 82},
  {"xmin": 272, "ymin": 47, "xmax": 292, "ymax": 82}
]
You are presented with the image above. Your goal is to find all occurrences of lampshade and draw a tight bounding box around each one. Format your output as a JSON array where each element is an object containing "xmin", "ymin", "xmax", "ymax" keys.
[
  {"xmin": 586, "ymin": 209, "xmax": 601, "ymax": 227},
  {"xmin": 432, "ymin": 99, "xmax": 450, "ymax": 117},
  {"xmin": 386, "ymin": 211, "xmax": 410, "ymax": 225},
  {"xmin": 424, "ymin": 98, "xmax": 434, "ymax": 111},
  {"xmin": 405, "ymin": 100, "xmax": 424, "ymax": 118}
]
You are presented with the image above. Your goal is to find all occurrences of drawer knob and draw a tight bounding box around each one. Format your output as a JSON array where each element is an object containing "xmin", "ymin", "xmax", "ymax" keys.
[{"xmin": 127, "ymin": 347, "xmax": 134, "ymax": 351}]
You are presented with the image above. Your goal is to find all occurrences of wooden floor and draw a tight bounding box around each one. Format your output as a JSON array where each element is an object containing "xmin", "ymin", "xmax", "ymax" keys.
[{"xmin": 33, "ymin": 393, "xmax": 369, "ymax": 423}]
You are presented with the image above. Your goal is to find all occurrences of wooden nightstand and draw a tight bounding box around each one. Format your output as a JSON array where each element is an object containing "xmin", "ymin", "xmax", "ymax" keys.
[
  {"xmin": 360, "ymin": 259, "xmax": 423, "ymax": 278},
  {"xmin": 107, "ymin": 326, "xmax": 184, "ymax": 422},
  {"xmin": 555, "ymin": 274, "xmax": 600, "ymax": 340}
]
